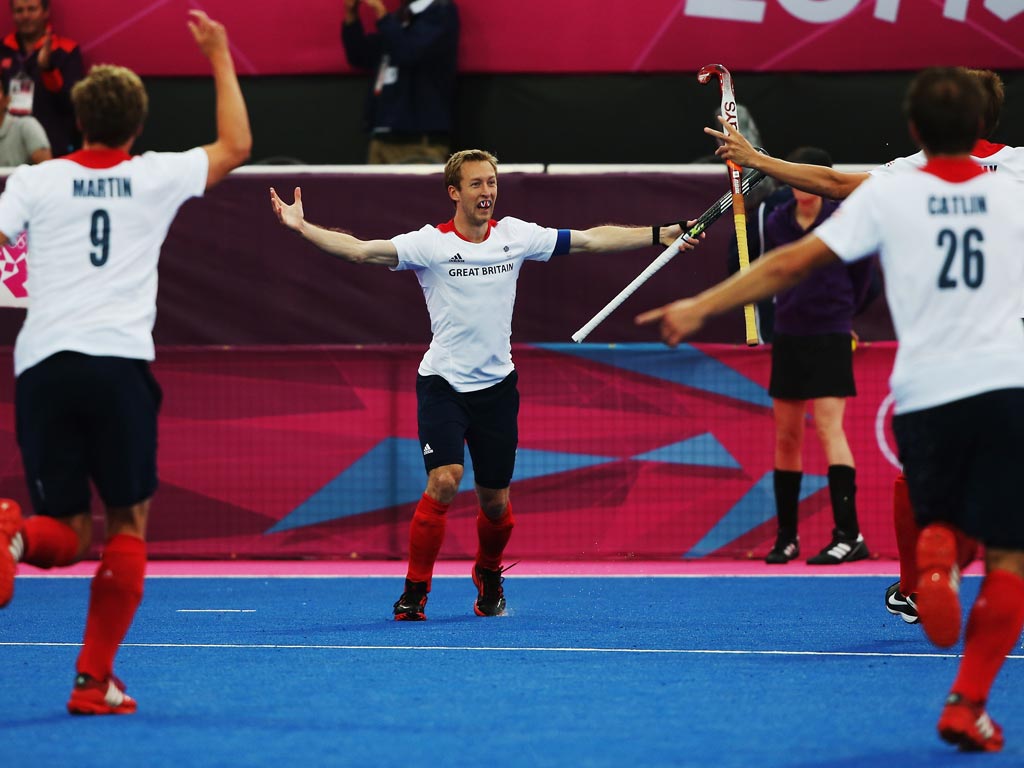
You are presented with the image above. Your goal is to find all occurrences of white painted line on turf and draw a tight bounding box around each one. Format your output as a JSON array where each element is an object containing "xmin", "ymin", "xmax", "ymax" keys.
[
  {"xmin": 176, "ymin": 609, "xmax": 256, "ymax": 613},
  {"xmin": 0, "ymin": 641, "xmax": 1020, "ymax": 661}
]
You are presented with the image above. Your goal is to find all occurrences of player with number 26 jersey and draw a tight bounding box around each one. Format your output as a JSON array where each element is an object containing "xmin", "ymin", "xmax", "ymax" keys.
[{"xmin": 815, "ymin": 160, "xmax": 1024, "ymax": 414}]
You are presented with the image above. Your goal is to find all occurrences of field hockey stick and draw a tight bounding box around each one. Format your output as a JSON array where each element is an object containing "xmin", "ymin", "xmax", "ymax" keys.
[
  {"xmin": 570, "ymin": 165, "xmax": 768, "ymax": 343},
  {"xmin": 698, "ymin": 63, "xmax": 759, "ymax": 346}
]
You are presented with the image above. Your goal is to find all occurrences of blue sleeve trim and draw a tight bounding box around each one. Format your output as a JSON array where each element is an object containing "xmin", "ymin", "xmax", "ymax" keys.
[{"xmin": 553, "ymin": 229, "xmax": 571, "ymax": 256}]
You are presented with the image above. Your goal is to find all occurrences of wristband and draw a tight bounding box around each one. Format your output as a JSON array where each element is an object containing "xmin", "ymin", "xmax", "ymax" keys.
[{"xmin": 651, "ymin": 225, "xmax": 660, "ymax": 246}]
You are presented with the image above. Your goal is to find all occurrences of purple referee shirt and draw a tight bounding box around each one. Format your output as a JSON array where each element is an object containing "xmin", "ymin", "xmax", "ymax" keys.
[{"xmin": 763, "ymin": 197, "xmax": 875, "ymax": 336}]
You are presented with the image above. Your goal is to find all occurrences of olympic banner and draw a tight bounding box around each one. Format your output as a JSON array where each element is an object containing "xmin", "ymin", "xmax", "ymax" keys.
[
  {"xmin": 0, "ymin": 232, "xmax": 27, "ymax": 308},
  {"xmin": 4, "ymin": 0, "xmax": 1021, "ymax": 76}
]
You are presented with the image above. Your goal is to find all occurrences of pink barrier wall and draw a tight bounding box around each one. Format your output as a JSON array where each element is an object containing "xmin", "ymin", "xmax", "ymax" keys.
[
  {"xmin": 0, "ymin": 343, "xmax": 903, "ymax": 561},
  {"xmin": 4, "ymin": 1, "xmax": 1021, "ymax": 75}
]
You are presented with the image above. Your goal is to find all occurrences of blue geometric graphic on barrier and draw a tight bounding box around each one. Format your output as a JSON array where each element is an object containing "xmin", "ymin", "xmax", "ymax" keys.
[
  {"xmin": 269, "ymin": 437, "xmax": 617, "ymax": 534},
  {"xmin": 632, "ymin": 432, "xmax": 740, "ymax": 469},
  {"xmin": 535, "ymin": 342, "xmax": 772, "ymax": 408},
  {"xmin": 682, "ymin": 471, "xmax": 829, "ymax": 558}
]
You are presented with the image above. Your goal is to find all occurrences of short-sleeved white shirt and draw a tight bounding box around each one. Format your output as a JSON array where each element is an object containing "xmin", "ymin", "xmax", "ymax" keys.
[
  {"xmin": 391, "ymin": 216, "xmax": 560, "ymax": 392},
  {"xmin": 0, "ymin": 147, "xmax": 208, "ymax": 376},
  {"xmin": 871, "ymin": 140, "xmax": 1024, "ymax": 180},
  {"xmin": 816, "ymin": 160, "xmax": 1024, "ymax": 414}
]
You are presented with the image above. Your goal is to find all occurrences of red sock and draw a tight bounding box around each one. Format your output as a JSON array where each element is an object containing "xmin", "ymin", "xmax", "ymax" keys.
[
  {"xmin": 22, "ymin": 516, "xmax": 80, "ymax": 568},
  {"xmin": 952, "ymin": 569, "xmax": 1024, "ymax": 703},
  {"xmin": 893, "ymin": 473, "xmax": 919, "ymax": 595},
  {"xmin": 76, "ymin": 534, "xmax": 146, "ymax": 681},
  {"xmin": 406, "ymin": 494, "xmax": 448, "ymax": 589},
  {"xmin": 476, "ymin": 502, "xmax": 515, "ymax": 571}
]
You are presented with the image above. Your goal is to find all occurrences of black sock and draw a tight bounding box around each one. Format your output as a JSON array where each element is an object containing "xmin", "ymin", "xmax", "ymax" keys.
[
  {"xmin": 828, "ymin": 464, "xmax": 859, "ymax": 537},
  {"xmin": 773, "ymin": 469, "xmax": 802, "ymax": 539}
]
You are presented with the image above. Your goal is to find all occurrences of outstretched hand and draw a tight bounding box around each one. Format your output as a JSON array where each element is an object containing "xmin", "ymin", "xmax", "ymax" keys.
[
  {"xmin": 704, "ymin": 116, "xmax": 761, "ymax": 168},
  {"xmin": 635, "ymin": 298, "xmax": 705, "ymax": 348},
  {"xmin": 658, "ymin": 219, "xmax": 704, "ymax": 249},
  {"xmin": 269, "ymin": 186, "xmax": 306, "ymax": 232},
  {"xmin": 187, "ymin": 9, "xmax": 229, "ymax": 58}
]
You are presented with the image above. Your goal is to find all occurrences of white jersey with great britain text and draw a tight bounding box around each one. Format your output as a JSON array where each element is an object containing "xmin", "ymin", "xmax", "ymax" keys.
[
  {"xmin": 391, "ymin": 216, "xmax": 561, "ymax": 392},
  {"xmin": 0, "ymin": 147, "xmax": 208, "ymax": 376},
  {"xmin": 816, "ymin": 159, "xmax": 1024, "ymax": 414}
]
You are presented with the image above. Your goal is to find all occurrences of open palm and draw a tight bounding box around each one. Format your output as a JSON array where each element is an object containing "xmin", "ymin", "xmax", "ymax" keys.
[{"xmin": 269, "ymin": 186, "xmax": 305, "ymax": 232}]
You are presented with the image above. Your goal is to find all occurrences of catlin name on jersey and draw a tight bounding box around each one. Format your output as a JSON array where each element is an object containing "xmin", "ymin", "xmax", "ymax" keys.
[
  {"xmin": 72, "ymin": 177, "xmax": 133, "ymax": 198},
  {"xmin": 928, "ymin": 194, "xmax": 986, "ymax": 216}
]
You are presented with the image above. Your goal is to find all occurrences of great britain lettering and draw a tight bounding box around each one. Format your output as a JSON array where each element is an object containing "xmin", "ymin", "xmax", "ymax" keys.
[{"xmin": 448, "ymin": 263, "xmax": 514, "ymax": 277}]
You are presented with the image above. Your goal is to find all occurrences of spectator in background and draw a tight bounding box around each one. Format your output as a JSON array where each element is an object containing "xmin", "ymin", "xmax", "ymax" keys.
[
  {"xmin": 341, "ymin": 0, "xmax": 459, "ymax": 164},
  {"xmin": 0, "ymin": 0, "xmax": 82, "ymax": 156},
  {"xmin": 0, "ymin": 72, "xmax": 49, "ymax": 164},
  {"xmin": 759, "ymin": 147, "xmax": 875, "ymax": 566}
]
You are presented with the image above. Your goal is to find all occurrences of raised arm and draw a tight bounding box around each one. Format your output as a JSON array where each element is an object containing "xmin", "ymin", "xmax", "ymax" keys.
[
  {"xmin": 269, "ymin": 186, "xmax": 399, "ymax": 266},
  {"xmin": 704, "ymin": 117, "xmax": 868, "ymax": 200},
  {"xmin": 635, "ymin": 233, "xmax": 837, "ymax": 346},
  {"xmin": 189, "ymin": 10, "xmax": 252, "ymax": 190},
  {"xmin": 568, "ymin": 223, "xmax": 697, "ymax": 254}
]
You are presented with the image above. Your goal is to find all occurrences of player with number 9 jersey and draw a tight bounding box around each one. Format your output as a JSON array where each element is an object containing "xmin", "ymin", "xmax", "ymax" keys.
[
  {"xmin": 0, "ymin": 147, "xmax": 207, "ymax": 376},
  {"xmin": 0, "ymin": 10, "xmax": 251, "ymax": 717}
]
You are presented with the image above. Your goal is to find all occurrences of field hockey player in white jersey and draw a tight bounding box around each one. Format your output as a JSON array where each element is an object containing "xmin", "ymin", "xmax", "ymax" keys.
[
  {"xmin": 638, "ymin": 67, "xmax": 1024, "ymax": 753},
  {"xmin": 270, "ymin": 149, "xmax": 699, "ymax": 620},
  {"xmin": 0, "ymin": 10, "xmax": 251, "ymax": 715},
  {"xmin": 705, "ymin": 67, "xmax": 1024, "ymax": 627}
]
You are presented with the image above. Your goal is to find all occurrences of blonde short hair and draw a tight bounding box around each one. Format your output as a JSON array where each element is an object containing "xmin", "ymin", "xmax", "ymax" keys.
[
  {"xmin": 71, "ymin": 64, "xmax": 149, "ymax": 147},
  {"xmin": 444, "ymin": 149, "xmax": 498, "ymax": 190}
]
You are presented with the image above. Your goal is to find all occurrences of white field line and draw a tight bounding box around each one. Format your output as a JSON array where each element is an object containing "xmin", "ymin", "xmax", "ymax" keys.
[{"xmin": 0, "ymin": 640, "xmax": 1019, "ymax": 661}]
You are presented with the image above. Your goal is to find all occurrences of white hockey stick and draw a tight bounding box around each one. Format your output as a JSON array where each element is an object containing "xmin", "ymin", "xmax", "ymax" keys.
[{"xmin": 571, "ymin": 165, "xmax": 768, "ymax": 343}]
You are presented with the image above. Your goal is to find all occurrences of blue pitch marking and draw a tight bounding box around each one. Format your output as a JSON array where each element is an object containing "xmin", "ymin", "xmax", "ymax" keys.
[
  {"xmin": 537, "ymin": 342, "xmax": 774, "ymax": 408},
  {"xmin": 3, "ymin": 575, "xmax": 1022, "ymax": 768}
]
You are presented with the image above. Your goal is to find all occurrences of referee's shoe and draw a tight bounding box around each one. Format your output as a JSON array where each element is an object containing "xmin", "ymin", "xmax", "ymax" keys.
[{"xmin": 806, "ymin": 529, "xmax": 869, "ymax": 565}]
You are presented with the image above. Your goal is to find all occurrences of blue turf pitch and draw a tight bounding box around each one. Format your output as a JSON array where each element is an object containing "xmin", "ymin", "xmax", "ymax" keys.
[{"xmin": 2, "ymin": 574, "xmax": 1021, "ymax": 767}]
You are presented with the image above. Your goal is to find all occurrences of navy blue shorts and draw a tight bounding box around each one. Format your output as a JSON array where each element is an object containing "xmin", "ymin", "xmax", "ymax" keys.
[
  {"xmin": 15, "ymin": 352, "xmax": 162, "ymax": 517},
  {"xmin": 893, "ymin": 388, "xmax": 1024, "ymax": 550},
  {"xmin": 416, "ymin": 371, "xmax": 519, "ymax": 489}
]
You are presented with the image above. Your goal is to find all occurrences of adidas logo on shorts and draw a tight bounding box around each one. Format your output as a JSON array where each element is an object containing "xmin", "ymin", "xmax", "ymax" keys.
[{"xmin": 422, "ymin": 443, "xmax": 433, "ymax": 456}]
